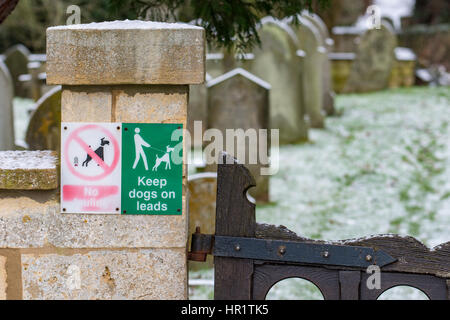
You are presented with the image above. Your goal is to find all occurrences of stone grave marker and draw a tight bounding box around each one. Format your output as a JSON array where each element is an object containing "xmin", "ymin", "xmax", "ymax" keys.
[
  {"xmin": 18, "ymin": 61, "xmax": 44, "ymax": 101},
  {"xmin": 249, "ymin": 17, "xmax": 308, "ymax": 144},
  {"xmin": 288, "ymin": 16, "xmax": 325, "ymax": 128},
  {"xmin": 389, "ymin": 47, "xmax": 417, "ymax": 88},
  {"xmin": 0, "ymin": 60, "xmax": 15, "ymax": 150},
  {"xmin": 4, "ymin": 44, "xmax": 30, "ymax": 98},
  {"xmin": 301, "ymin": 12, "xmax": 336, "ymax": 116},
  {"xmin": 329, "ymin": 52, "xmax": 355, "ymax": 93},
  {"xmin": 205, "ymin": 68, "xmax": 270, "ymax": 202},
  {"xmin": 25, "ymin": 86, "xmax": 61, "ymax": 151},
  {"xmin": 344, "ymin": 22, "xmax": 398, "ymax": 93}
]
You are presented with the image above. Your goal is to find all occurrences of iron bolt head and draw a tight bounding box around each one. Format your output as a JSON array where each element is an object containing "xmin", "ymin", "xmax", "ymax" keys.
[
  {"xmin": 278, "ymin": 246, "xmax": 286, "ymax": 255},
  {"xmin": 323, "ymin": 251, "xmax": 330, "ymax": 258},
  {"xmin": 234, "ymin": 244, "xmax": 241, "ymax": 251},
  {"xmin": 366, "ymin": 255, "xmax": 372, "ymax": 262}
]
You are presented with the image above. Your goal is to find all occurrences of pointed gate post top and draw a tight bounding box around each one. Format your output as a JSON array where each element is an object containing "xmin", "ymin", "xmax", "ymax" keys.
[{"xmin": 46, "ymin": 20, "xmax": 205, "ymax": 85}]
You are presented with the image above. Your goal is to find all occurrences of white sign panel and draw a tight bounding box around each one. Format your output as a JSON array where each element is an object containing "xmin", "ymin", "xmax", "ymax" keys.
[{"xmin": 61, "ymin": 122, "xmax": 121, "ymax": 214}]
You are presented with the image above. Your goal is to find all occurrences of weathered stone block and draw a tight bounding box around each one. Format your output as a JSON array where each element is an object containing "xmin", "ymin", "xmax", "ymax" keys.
[
  {"xmin": 46, "ymin": 21, "xmax": 205, "ymax": 85},
  {"xmin": 114, "ymin": 85, "xmax": 188, "ymax": 124},
  {"xmin": 0, "ymin": 255, "xmax": 6, "ymax": 300},
  {"xmin": 0, "ymin": 151, "xmax": 58, "ymax": 190},
  {"xmin": 22, "ymin": 249, "xmax": 186, "ymax": 299},
  {"xmin": 0, "ymin": 195, "xmax": 187, "ymax": 248},
  {"xmin": 61, "ymin": 87, "xmax": 112, "ymax": 122}
]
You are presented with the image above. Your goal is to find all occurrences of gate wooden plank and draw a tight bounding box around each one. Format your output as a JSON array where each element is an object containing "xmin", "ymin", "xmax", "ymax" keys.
[
  {"xmin": 339, "ymin": 271, "xmax": 361, "ymax": 300},
  {"xmin": 256, "ymin": 223, "xmax": 450, "ymax": 278},
  {"xmin": 214, "ymin": 152, "xmax": 256, "ymax": 300}
]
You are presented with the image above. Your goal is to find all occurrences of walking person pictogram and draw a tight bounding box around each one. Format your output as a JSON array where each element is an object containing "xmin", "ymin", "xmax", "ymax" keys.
[{"xmin": 132, "ymin": 127, "xmax": 151, "ymax": 170}]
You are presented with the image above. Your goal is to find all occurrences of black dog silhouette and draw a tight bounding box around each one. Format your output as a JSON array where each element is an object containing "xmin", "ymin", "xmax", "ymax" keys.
[{"xmin": 82, "ymin": 137, "xmax": 110, "ymax": 167}]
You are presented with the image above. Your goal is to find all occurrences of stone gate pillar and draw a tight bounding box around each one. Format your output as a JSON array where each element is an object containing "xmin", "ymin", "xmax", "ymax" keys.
[{"xmin": 44, "ymin": 21, "xmax": 205, "ymax": 299}]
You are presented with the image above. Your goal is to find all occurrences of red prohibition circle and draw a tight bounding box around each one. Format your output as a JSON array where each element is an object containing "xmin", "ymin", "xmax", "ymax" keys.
[{"xmin": 64, "ymin": 124, "xmax": 120, "ymax": 181}]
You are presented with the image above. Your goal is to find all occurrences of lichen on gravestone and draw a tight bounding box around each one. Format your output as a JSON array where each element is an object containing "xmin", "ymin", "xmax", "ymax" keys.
[{"xmin": 0, "ymin": 151, "xmax": 58, "ymax": 190}]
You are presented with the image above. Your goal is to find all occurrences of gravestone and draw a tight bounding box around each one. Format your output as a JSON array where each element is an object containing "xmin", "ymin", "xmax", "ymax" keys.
[
  {"xmin": 389, "ymin": 47, "xmax": 416, "ymax": 88},
  {"xmin": 302, "ymin": 12, "xmax": 336, "ymax": 116},
  {"xmin": 188, "ymin": 73, "xmax": 211, "ymax": 148},
  {"xmin": 344, "ymin": 23, "xmax": 398, "ymax": 93},
  {"xmin": 0, "ymin": 60, "xmax": 15, "ymax": 150},
  {"xmin": 331, "ymin": 26, "xmax": 364, "ymax": 53},
  {"xmin": 329, "ymin": 52, "xmax": 355, "ymax": 93},
  {"xmin": 4, "ymin": 44, "xmax": 30, "ymax": 97},
  {"xmin": 25, "ymin": 86, "xmax": 61, "ymax": 151},
  {"xmin": 249, "ymin": 17, "xmax": 308, "ymax": 144},
  {"xmin": 188, "ymin": 172, "xmax": 217, "ymax": 270},
  {"xmin": 288, "ymin": 16, "xmax": 325, "ymax": 128},
  {"xmin": 206, "ymin": 68, "xmax": 270, "ymax": 203},
  {"xmin": 18, "ymin": 61, "xmax": 44, "ymax": 101}
]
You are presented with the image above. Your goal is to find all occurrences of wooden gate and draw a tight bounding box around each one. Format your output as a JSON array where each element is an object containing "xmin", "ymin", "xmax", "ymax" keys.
[{"xmin": 188, "ymin": 153, "xmax": 450, "ymax": 300}]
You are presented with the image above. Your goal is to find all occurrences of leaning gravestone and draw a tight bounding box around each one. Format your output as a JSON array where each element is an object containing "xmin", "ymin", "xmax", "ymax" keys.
[
  {"xmin": 206, "ymin": 68, "xmax": 270, "ymax": 203},
  {"xmin": 301, "ymin": 12, "xmax": 336, "ymax": 116},
  {"xmin": 288, "ymin": 16, "xmax": 325, "ymax": 128},
  {"xmin": 4, "ymin": 44, "xmax": 30, "ymax": 98},
  {"xmin": 0, "ymin": 60, "xmax": 15, "ymax": 150},
  {"xmin": 344, "ymin": 23, "xmax": 398, "ymax": 93},
  {"xmin": 25, "ymin": 86, "xmax": 61, "ymax": 151},
  {"xmin": 188, "ymin": 172, "xmax": 217, "ymax": 270},
  {"xmin": 249, "ymin": 17, "xmax": 308, "ymax": 144}
]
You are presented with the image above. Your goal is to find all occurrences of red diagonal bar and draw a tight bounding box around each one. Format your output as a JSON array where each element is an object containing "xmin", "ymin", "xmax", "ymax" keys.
[{"xmin": 73, "ymin": 135, "xmax": 111, "ymax": 172}]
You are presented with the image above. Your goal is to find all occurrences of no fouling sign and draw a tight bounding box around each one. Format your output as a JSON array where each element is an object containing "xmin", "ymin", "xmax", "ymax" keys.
[{"xmin": 61, "ymin": 122, "xmax": 183, "ymax": 215}]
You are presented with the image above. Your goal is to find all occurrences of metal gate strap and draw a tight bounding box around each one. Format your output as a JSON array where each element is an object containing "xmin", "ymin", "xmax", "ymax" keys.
[{"xmin": 213, "ymin": 236, "xmax": 396, "ymax": 268}]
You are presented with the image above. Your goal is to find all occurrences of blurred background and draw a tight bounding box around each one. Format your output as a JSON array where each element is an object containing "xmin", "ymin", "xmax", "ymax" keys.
[{"xmin": 0, "ymin": 0, "xmax": 449, "ymax": 300}]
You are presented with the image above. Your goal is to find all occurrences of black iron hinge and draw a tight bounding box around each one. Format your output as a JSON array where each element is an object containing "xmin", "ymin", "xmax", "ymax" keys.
[{"xmin": 188, "ymin": 228, "xmax": 396, "ymax": 268}]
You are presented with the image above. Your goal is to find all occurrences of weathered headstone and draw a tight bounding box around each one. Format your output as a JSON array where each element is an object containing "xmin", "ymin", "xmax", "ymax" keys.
[
  {"xmin": 288, "ymin": 16, "xmax": 325, "ymax": 128},
  {"xmin": 329, "ymin": 52, "xmax": 355, "ymax": 93},
  {"xmin": 206, "ymin": 68, "xmax": 270, "ymax": 202},
  {"xmin": 0, "ymin": 60, "xmax": 15, "ymax": 150},
  {"xmin": 3, "ymin": 44, "xmax": 30, "ymax": 97},
  {"xmin": 331, "ymin": 26, "xmax": 364, "ymax": 53},
  {"xmin": 249, "ymin": 17, "xmax": 308, "ymax": 144},
  {"xmin": 389, "ymin": 47, "xmax": 416, "ymax": 88},
  {"xmin": 18, "ymin": 61, "xmax": 43, "ymax": 101},
  {"xmin": 302, "ymin": 12, "xmax": 336, "ymax": 116},
  {"xmin": 344, "ymin": 23, "xmax": 398, "ymax": 93},
  {"xmin": 188, "ymin": 172, "xmax": 217, "ymax": 270},
  {"xmin": 25, "ymin": 86, "xmax": 61, "ymax": 151}
]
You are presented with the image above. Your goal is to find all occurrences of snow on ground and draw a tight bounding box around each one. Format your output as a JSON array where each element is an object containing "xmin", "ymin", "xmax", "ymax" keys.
[{"xmin": 189, "ymin": 86, "xmax": 450, "ymax": 300}]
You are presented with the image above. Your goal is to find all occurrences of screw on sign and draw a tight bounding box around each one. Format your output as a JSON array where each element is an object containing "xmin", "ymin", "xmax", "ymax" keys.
[{"xmin": 61, "ymin": 123, "xmax": 122, "ymax": 214}]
